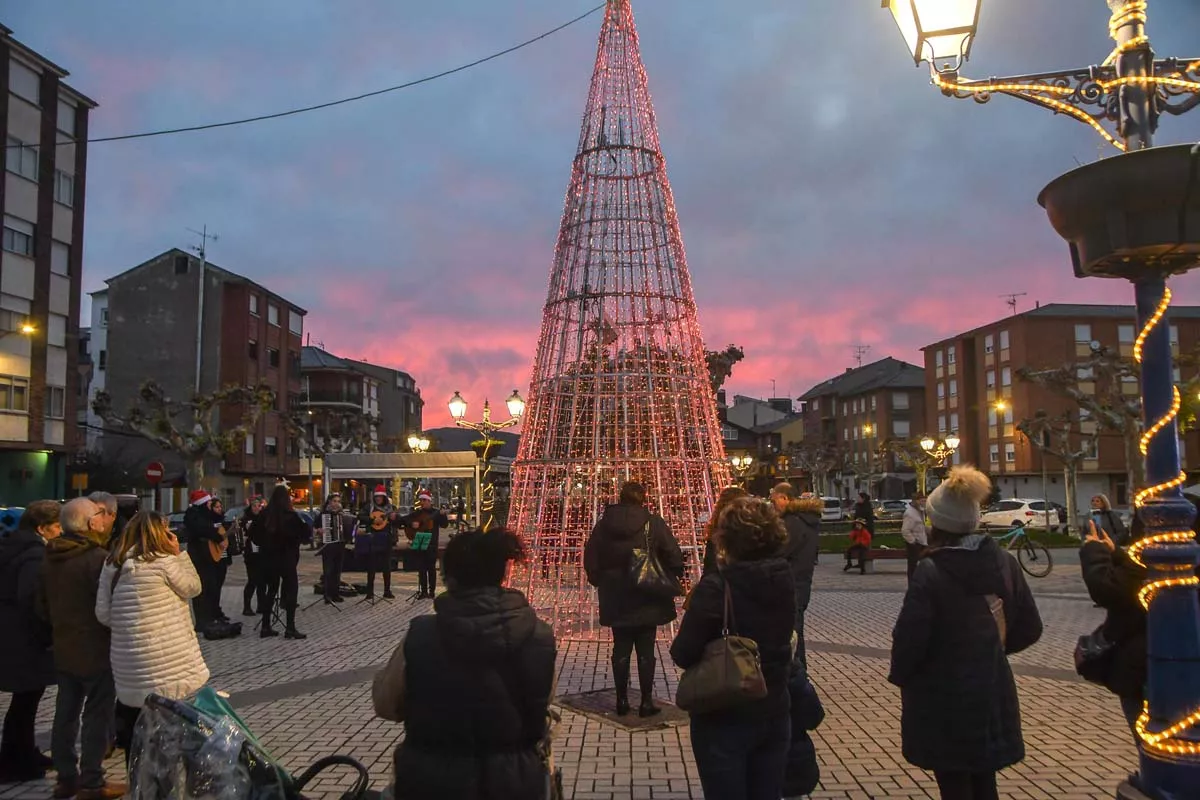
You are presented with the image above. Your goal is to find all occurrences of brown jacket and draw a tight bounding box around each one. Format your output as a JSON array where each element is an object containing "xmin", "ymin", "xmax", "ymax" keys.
[{"xmin": 37, "ymin": 532, "xmax": 111, "ymax": 677}]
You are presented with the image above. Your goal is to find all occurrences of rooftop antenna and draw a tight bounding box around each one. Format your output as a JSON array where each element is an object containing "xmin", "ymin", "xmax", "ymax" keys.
[
  {"xmin": 186, "ymin": 225, "xmax": 218, "ymax": 394},
  {"xmin": 771, "ymin": 378, "xmax": 776, "ymax": 397},
  {"xmin": 852, "ymin": 345, "xmax": 871, "ymax": 368},
  {"xmin": 1000, "ymin": 292, "xmax": 1027, "ymax": 316}
]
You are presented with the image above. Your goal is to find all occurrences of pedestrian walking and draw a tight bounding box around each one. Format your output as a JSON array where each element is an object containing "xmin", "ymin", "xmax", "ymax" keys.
[
  {"xmin": 1089, "ymin": 494, "xmax": 1129, "ymax": 547},
  {"xmin": 0, "ymin": 501, "xmax": 59, "ymax": 781},
  {"xmin": 770, "ymin": 483, "xmax": 820, "ymax": 670},
  {"xmin": 853, "ymin": 491, "xmax": 875, "ymax": 535},
  {"xmin": 701, "ymin": 485, "xmax": 748, "ymax": 578},
  {"xmin": 373, "ymin": 528, "xmax": 556, "ymax": 800},
  {"xmin": 584, "ymin": 481, "xmax": 684, "ymax": 717},
  {"xmin": 95, "ymin": 511, "xmax": 209, "ymax": 774},
  {"xmin": 670, "ymin": 496, "xmax": 796, "ymax": 800},
  {"xmin": 37, "ymin": 498, "xmax": 125, "ymax": 800},
  {"xmin": 254, "ymin": 485, "xmax": 307, "ymax": 640},
  {"xmin": 183, "ymin": 490, "xmax": 227, "ymax": 632},
  {"xmin": 900, "ymin": 494, "xmax": 929, "ymax": 580},
  {"xmin": 844, "ymin": 518, "xmax": 871, "ymax": 573},
  {"xmin": 235, "ymin": 496, "xmax": 266, "ymax": 616},
  {"xmin": 889, "ymin": 466, "xmax": 1044, "ymax": 800}
]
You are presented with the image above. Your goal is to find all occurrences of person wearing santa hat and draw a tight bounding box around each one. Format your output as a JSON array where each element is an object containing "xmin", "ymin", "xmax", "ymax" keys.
[
  {"xmin": 357, "ymin": 485, "xmax": 398, "ymax": 599},
  {"xmin": 183, "ymin": 490, "xmax": 228, "ymax": 632},
  {"xmin": 402, "ymin": 490, "xmax": 449, "ymax": 599}
]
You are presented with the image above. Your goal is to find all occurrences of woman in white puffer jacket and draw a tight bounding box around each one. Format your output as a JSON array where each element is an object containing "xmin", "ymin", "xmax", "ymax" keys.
[{"xmin": 95, "ymin": 510, "xmax": 209, "ymax": 768}]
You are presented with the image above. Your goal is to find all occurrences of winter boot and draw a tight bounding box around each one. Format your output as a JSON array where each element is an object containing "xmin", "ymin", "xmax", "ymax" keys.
[
  {"xmin": 612, "ymin": 656, "xmax": 631, "ymax": 716},
  {"xmin": 637, "ymin": 656, "xmax": 661, "ymax": 717},
  {"xmin": 284, "ymin": 607, "xmax": 307, "ymax": 640}
]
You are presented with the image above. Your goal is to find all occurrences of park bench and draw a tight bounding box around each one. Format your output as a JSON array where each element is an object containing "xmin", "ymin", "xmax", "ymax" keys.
[{"xmin": 861, "ymin": 547, "xmax": 907, "ymax": 574}]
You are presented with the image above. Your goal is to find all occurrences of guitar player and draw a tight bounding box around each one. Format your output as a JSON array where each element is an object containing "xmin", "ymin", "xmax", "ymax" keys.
[
  {"xmin": 402, "ymin": 490, "xmax": 449, "ymax": 599},
  {"xmin": 357, "ymin": 485, "xmax": 399, "ymax": 599},
  {"xmin": 183, "ymin": 489, "xmax": 231, "ymax": 631}
]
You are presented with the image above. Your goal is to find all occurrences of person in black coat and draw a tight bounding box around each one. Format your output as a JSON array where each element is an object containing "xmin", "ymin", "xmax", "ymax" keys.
[
  {"xmin": 584, "ymin": 481, "xmax": 683, "ymax": 717},
  {"xmin": 236, "ymin": 496, "xmax": 266, "ymax": 616},
  {"xmin": 889, "ymin": 466, "xmax": 1043, "ymax": 800},
  {"xmin": 0, "ymin": 501, "xmax": 59, "ymax": 781},
  {"xmin": 183, "ymin": 490, "xmax": 227, "ymax": 631},
  {"xmin": 1080, "ymin": 518, "xmax": 1147, "ymax": 737},
  {"xmin": 701, "ymin": 485, "xmax": 748, "ymax": 577},
  {"xmin": 253, "ymin": 485, "xmax": 308, "ymax": 640},
  {"xmin": 782, "ymin": 668, "xmax": 825, "ymax": 799},
  {"xmin": 671, "ymin": 496, "xmax": 796, "ymax": 800},
  {"xmin": 770, "ymin": 482, "xmax": 821, "ymax": 670},
  {"xmin": 373, "ymin": 528, "xmax": 556, "ymax": 800},
  {"xmin": 853, "ymin": 491, "xmax": 876, "ymax": 535}
]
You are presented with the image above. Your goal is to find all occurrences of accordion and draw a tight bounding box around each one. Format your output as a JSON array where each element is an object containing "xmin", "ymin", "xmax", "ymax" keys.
[{"xmin": 320, "ymin": 513, "xmax": 355, "ymax": 545}]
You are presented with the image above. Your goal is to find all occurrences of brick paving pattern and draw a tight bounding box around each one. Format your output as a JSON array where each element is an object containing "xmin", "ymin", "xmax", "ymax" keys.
[{"xmin": 0, "ymin": 547, "xmax": 1138, "ymax": 798}]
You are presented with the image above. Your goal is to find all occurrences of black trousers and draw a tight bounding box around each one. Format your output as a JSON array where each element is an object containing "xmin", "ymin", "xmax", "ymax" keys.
[
  {"xmin": 243, "ymin": 552, "xmax": 266, "ymax": 612},
  {"xmin": 611, "ymin": 625, "xmax": 656, "ymax": 664},
  {"xmin": 189, "ymin": 549, "xmax": 220, "ymax": 629},
  {"xmin": 0, "ymin": 687, "xmax": 45, "ymax": 761},
  {"xmin": 262, "ymin": 554, "xmax": 299, "ymax": 628},
  {"xmin": 366, "ymin": 551, "xmax": 392, "ymax": 595},
  {"xmin": 321, "ymin": 543, "xmax": 344, "ymax": 598},
  {"xmin": 113, "ymin": 701, "xmax": 141, "ymax": 770},
  {"xmin": 933, "ymin": 770, "xmax": 999, "ymax": 800},
  {"xmin": 417, "ymin": 549, "xmax": 437, "ymax": 595},
  {"xmin": 846, "ymin": 544, "xmax": 868, "ymax": 568},
  {"xmin": 213, "ymin": 560, "xmax": 228, "ymax": 619},
  {"xmin": 905, "ymin": 542, "xmax": 925, "ymax": 580}
]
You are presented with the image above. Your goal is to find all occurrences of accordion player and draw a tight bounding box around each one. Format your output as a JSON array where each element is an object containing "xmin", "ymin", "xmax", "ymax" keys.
[{"xmin": 317, "ymin": 495, "xmax": 357, "ymax": 604}]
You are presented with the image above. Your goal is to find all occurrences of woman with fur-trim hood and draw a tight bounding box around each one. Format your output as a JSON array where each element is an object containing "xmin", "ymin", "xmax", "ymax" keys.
[
  {"xmin": 889, "ymin": 466, "xmax": 1043, "ymax": 800},
  {"xmin": 770, "ymin": 483, "xmax": 822, "ymax": 671}
]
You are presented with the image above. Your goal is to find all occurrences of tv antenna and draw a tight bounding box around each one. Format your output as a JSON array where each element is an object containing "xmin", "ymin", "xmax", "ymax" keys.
[
  {"xmin": 186, "ymin": 225, "xmax": 218, "ymax": 261},
  {"xmin": 1000, "ymin": 293, "xmax": 1027, "ymax": 316},
  {"xmin": 852, "ymin": 345, "xmax": 871, "ymax": 367}
]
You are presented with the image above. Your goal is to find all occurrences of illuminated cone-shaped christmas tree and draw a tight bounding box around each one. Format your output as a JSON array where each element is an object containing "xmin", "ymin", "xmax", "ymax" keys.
[{"xmin": 509, "ymin": 0, "xmax": 729, "ymax": 639}]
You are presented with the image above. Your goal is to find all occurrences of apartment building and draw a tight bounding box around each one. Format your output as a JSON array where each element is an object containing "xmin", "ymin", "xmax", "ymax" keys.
[
  {"xmin": 921, "ymin": 303, "xmax": 1200, "ymax": 508},
  {"xmin": 101, "ymin": 249, "xmax": 305, "ymax": 506},
  {"xmin": 797, "ymin": 357, "xmax": 927, "ymax": 499},
  {"xmin": 354, "ymin": 359, "xmax": 423, "ymax": 450},
  {"xmin": 0, "ymin": 27, "xmax": 95, "ymax": 503}
]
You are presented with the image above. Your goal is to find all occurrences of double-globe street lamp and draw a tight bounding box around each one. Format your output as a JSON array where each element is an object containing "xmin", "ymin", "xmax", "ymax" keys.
[
  {"xmin": 729, "ymin": 455, "xmax": 755, "ymax": 488},
  {"xmin": 448, "ymin": 390, "xmax": 526, "ymax": 532},
  {"xmin": 883, "ymin": 1, "xmax": 1200, "ymax": 791},
  {"xmin": 917, "ymin": 433, "xmax": 960, "ymax": 496},
  {"xmin": 406, "ymin": 433, "xmax": 430, "ymax": 453}
]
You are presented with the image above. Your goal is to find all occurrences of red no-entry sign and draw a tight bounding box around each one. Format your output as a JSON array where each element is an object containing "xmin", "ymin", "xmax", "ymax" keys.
[{"xmin": 145, "ymin": 461, "xmax": 165, "ymax": 485}]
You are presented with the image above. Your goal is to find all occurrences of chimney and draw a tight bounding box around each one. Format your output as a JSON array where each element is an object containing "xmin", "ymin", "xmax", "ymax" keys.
[
  {"xmin": 1036, "ymin": 301, "xmax": 1040, "ymax": 309},
  {"xmin": 716, "ymin": 389, "xmax": 727, "ymax": 407}
]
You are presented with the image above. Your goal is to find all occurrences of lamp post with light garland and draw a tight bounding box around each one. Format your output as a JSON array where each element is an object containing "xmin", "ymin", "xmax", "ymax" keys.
[
  {"xmin": 918, "ymin": 434, "xmax": 960, "ymax": 495},
  {"xmin": 883, "ymin": 1, "xmax": 1200, "ymax": 792},
  {"xmin": 729, "ymin": 455, "xmax": 754, "ymax": 489},
  {"xmin": 406, "ymin": 433, "xmax": 430, "ymax": 454},
  {"xmin": 448, "ymin": 390, "xmax": 525, "ymax": 532}
]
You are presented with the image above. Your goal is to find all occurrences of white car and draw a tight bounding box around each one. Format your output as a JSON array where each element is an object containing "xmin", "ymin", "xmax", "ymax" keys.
[
  {"xmin": 821, "ymin": 497, "xmax": 845, "ymax": 523},
  {"xmin": 979, "ymin": 499, "xmax": 1062, "ymax": 531}
]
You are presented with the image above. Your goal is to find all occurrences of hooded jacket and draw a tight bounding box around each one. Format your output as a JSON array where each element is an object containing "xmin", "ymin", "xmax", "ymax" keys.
[
  {"xmin": 583, "ymin": 503, "xmax": 684, "ymax": 629},
  {"xmin": 0, "ymin": 528, "xmax": 53, "ymax": 692},
  {"xmin": 38, "ymin": 531, "xmax": 112, "ymax": 678},
  {"xmin": 778, "ymin": 497, "xmax": 822, "ymax": 607},
  {"xmin": 1080, "ymin": 541, "xmax": 1146, "ymax": 699},
  {"xmin": 889, "ymin": 535, "xmax": 1043, "ymax": 773},
  {"xmin": 393, "ymin": 587, "xmax": 556, "ymax": 800},
  {"xmin": 670, "ymin": 557, "xmax": 797, "ymax": 720},
  {"xmin": 900, "ymin": 503, "xmax": 928, "ymax": 546}
]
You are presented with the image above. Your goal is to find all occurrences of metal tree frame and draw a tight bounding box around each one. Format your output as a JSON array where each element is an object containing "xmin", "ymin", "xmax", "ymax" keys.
[{"xmin": 509, "ymin": 0, "xmax": 729, "ymax": 640}]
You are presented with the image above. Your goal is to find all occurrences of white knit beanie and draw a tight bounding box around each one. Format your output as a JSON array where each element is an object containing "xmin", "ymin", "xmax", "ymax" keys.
[{"xmin": 926, "ymin": 466, "xmax": 992, "ymax": 535}]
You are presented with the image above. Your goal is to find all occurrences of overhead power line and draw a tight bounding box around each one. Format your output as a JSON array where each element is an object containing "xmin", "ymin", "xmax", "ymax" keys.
[{"xmin": 13, "ymin": 3, "xmax": 606, "ymax": 148}]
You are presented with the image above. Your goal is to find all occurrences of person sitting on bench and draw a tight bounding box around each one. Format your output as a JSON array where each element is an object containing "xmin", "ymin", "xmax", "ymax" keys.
[{"xmin": 845, "ymin": 519, "xmax": 872, "ymax": 574}]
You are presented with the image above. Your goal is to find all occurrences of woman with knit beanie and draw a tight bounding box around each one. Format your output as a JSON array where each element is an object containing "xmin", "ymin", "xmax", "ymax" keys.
[{"xmin": 888, "ymin": 466, "xmax": 1044, "ymax": 800}]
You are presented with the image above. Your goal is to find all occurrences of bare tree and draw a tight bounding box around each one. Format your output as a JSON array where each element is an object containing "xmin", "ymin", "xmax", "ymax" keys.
[
  {"xmin": 787, "ymin": 440, "xmax": 847, "ymax": 496},
  {"xmin": 883, "ymin": 438, "xmax": 950, "ymax": 497},
  {"xmin": 285, "ymin": 407, "xmax": 378, "ymax": 457},
  {"xmin": 1016, "ymin": 410, "xmax": 1093, "ymax": 536},
  {"xmin": 92, "ymin": 380, "xmax": 276, "ymax": 488},
  {"xmin": 705, "ymin": 344, "xmax": 745, "ymax": 395}
]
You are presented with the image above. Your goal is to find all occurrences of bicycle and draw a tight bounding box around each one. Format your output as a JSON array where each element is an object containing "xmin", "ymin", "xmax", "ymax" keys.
[{"xmin": 991, "ymin": 522, "xmax": 1053, "ymax": 578}]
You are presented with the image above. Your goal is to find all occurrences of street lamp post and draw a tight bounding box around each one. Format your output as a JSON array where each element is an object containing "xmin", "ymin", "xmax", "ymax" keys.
[
  {"xmin": 917, "ymin": 434, "xmax": 960, "ymax": 496},
  {"xmin": 885, "ymin": 1, "xmax": 1200, "ymax": 792},
  {"xmin": 729, "ymin": 455, "xmax": 754, "ymax": 489},
  {"xmin": 448, "ymin": 390, "xmax": 525, "ymax": 532},
  {"xmin": 406, "ymin": 433, "xmax": 430, "ymax": 454}
]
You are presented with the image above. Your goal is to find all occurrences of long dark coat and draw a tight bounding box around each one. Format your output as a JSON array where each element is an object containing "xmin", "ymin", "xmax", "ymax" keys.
[
  {"xmin": 889, "ymin": 535, "xmax": 1043, "ymax": 773},
  {"xmin": 0, "ymin": 528, "xmax": 53, "ymax": 692},
  {"xmin": 583, "ymin": 503, "xmax": 683, "ymax": 629},
  {"xmin": 1080, "ymin": 540, "xmax": 1146, "ymax": 699}
]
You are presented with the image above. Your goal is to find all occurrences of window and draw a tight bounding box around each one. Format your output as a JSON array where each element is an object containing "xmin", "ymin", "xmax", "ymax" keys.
[
  {"xmin": 843, "ymin": 428, "xmax": 849, "ymax": 442},
  {"xmin": 984, "ymin": 334, "xmax": 994, "ymax": 354},
  {"xmin": 947, "ymin": 347, "xmax": 956, "ymax": 365},
  {"xmin": 1003, "ymin": 407, "xmax": 1013, "ymax": 425},
  {"xmin": 249, "ymin": 294, "xmax": 259, "ymax": 315},
  {"xmin": 1083, "ymin": 438, "xmax": 1098, "ymax": 459},
  {"xmin": 842, "ymin": 402, "xmax": 847, "ymax": 416},
  {"xmin": 267, "ymin": 347, "xmax": 279, "ymax": 368},
  {"xmin": 56, "ymin": 99, "xmax": 75, "ymax": 135},
  {"xmin": 288, "ymin": 310, "xmax": 302, "ymax": 335},
  {"xmin": 287, "ymin": 438, "xmax": 296, "ymax": 457},
  {"xmin": 938, "ymin": 415, "xmax": 947, "ymax": 433},
  {"xmin": 244, "ymin": 435, "xmax": 255, "ymax": 455},
  {"xmin": 986, "ymin": 369, "xmax": 996, "ymax": 388},
  {"xmin": 989, "ymin": 444, "xmax": 1000, "ymax": 464},
  {"xmin": 853, "ymin": 426, "xmax": 859, "ymax": 440},
  {"xmin": 937, "ymin": 384, "xmax": 945, "ymax": 399},
  {"xmin": 2, "ymin": 216, "xmax": 34, "ymax": 257},
  {"xmin": 98, "ymin": 350, "xmax": 107, "ymax": 371},
  {"xmin": 248, "ymin": 339, "xmax": 258, "ymax": 361},
  {"xmin": 53, "ymin": 171, "xmax": 73, "ymax": 207},
  {"xmin": 51, "ymin": 241, "xmax": 70, "ymax": 276},
  {"xmin": 935, "ymin": 350, "xmax": 944, "ymax": 367},
  {"xmin": 9, "ymin": 60, "xmax": 40, "ymax": 105},
  {"xmin": 174, "ymin": 255, "xmax": 189, "ymax": 274},
  {"xmin": 265, "ymin": 436, "xmax": 278, "ymax": 456},
  {"xmin": 99, "ymin": 308, "xmax": 108, "ymax": 326},
  {"xmin": 44, "ymin": 386, "xmax": 65, "ymax": 419},
  {"xmin": 1077, "ymin": 366, "xmax": 1095, "ymax": 381},
  {"xmin": 892, "ymin": 392, "xmax": 909, "ymax": 410},
  {"xmin": 722, "ymin": 427, "xmax": 737, "ymax": 441},
  {"xmin": 949, "ymin": 379, "xmax": 958, "ymax": 397},
  {"xmin": 988, "ymin": 408, "xmax": 998, "ymax": 426},
  {"xmin": 1001, "ymin": 367, "xmax": 1012, "ymax": 387},
  {"xmin": 267, "ymin": 305, "xmax": 279, "ymax": 326},
  {"xmin": 999, "ymin": 330, "xmax": 1010, "ymax": 350},
  {"xmin": 870, "ymin": 396, "xmax": 876, "ymax": 411},
  {"xmin": 5, "ymin": 137, "xmax": 37, "ymax": 180},
  {"xmin": 1005, "ymin": 443, "xmax": 1016, "ymax": 463},
  {"xmin": 1174, "ymin": 366, "xmax": 1182, "ymax": 383},
  {"xmin": 0, "ymin": 376, "xmax": 29, "ymax": 412},
  {"xmin": 1170, "ymin": 325, "xmax": 1179, "ymax": 345},
  {"xmin": 1075, "ymin": 323, "xmax": 1092, "ymax": 343},
  {"xmin": 812, "ymin": 399, "xmax": 819, "ymax": 411},
  {"xmin": 950, "ymin": 413, "xmax": 959, "ymax": 432},
  {"xmin": 48, "ymin": 314, "xmax": 65, "ymax": 347},
  {"xmin": 289, "ymin": 352, "xmax": 300, "ymax": 378},
  {"xmin": 892, "ymin": 419, "xmax": 911, "ymax": 438},
  {"xmin": 1119, "ymin": 324, "xmax": 1135, "ymax": 344}
]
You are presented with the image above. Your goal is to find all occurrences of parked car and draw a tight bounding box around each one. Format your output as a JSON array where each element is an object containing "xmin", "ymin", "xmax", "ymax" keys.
[
  {"xmin": 821, "ymin": 496, "xmax": 845, "ymax": 523},
  {"xmin": 874, "ymin": 499, "xmax": 909, "ymax": 521},
  {"xmin": 979, "ymin": 498, "xmax": 1062, "ymax": 531},
  {"xmin": 167, "ymin": 511, "xmax": 187, "ymax": 543}
]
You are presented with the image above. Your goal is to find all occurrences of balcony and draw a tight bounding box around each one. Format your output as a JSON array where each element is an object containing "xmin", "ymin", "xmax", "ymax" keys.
[{"xmin": 300, "ymin": 390, "xmax": 362, "ymax": 409}]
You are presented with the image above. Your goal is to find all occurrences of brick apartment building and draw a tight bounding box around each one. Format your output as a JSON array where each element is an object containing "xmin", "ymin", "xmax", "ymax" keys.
[
  {"xmin": 922, "ymin": 303, "xmax": 1200, "ymax": 510},
  {"xmin": 797, "ymin": 357, "xmax": 927, "ymax": 499},
  {"xmin": 0, "ymin": 27, "xmax": 95, "ymax": 503},
  {"xmin": 99, "ymin": 248, "xmax": 305, "ymax": 507}
]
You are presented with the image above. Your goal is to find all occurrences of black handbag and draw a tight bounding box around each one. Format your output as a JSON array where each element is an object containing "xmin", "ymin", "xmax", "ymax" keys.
[
  {"xmin": 1074, "ymin": 625, "xmax": 1117, "ymax": 685},
  {"xmin": 629, "ymin": 521, "xmax": 683, "ymax": 599}
]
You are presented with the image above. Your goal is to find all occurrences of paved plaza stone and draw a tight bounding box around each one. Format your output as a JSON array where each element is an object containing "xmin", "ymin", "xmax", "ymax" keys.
[{"xmin": 0, "ymin": 547, "xmax": 1138, "ymax": 799}]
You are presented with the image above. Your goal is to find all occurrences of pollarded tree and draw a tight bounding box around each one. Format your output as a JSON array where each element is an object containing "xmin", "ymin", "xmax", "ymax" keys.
[
  {"xmin": 92, "ymin": 380, "xmax": 276, "ymax": 489},
  {"xmin": 285, "ymin": 407, "xmax": 379, "ymax": 458},
  {"xmin": 1016, "ymin": 409, "xmax": 1093, "ymax": 536}
]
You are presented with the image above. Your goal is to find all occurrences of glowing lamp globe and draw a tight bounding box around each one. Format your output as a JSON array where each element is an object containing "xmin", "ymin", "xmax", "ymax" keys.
[
  {"xmin": 920, "ymin": 436, "xmax": 937, "ymax": 452},
  {"xmin": 419, "ymin": 437, "xmax": 430, "ymax": 452},
  {"xmin": 505, "ymin": 389, "xmax": 526, "ymax": 420},
  {"xmin": 407, "ymin": 433, "xmax": 421, "ymax": 450},
  {"xmin": 945, "ymin": 434, "xmax": 961, "ymax": 450},
  {"xmin": 448, "ymin": 392, "xmax": 468, "ymax": 421},
  {"xmin": 884, "ymin": 0, "xmax": 981, "ymax": 66}
]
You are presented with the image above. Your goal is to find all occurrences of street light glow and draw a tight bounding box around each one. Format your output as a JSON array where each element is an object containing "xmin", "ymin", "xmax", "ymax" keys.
[
  {"xmin": 447, "ymin": 391, "xmax": 468, "ymax": 420},
  {"xmin": 505, "ymin": 389, "xmax": 526, "ymax": 420},
  {"xmin": 945, "ymin": 434, "xmax": 961, "ymax": 450},
  {"xmin": 19, "ymin": 323, "xmax": 34, "ymax": 335},
  {"xmin": 884, "ymin": 0, "xmax": 981, "ymax": 66},
  {"xmin": 920, "ymin": 436, "xmax": 936, "ymax": 451}
]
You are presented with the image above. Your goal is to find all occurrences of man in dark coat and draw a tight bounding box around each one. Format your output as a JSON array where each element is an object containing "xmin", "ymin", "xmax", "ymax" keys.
[
  {"xmin": 183, "ymin": 490, "xmax": 227, "ymax": 631},
  {"xmin": 38, "ymin": 498, "xmax": 124, "ymax": 800},
  {"xmin": 889, "ymin": 466, "xmax": 1043, "ymax": 799},
  {"xmin": 770, "ymin": 482, "xmax": 821, "ymax": 670},
  {"xmin": 402, "ymin": 490, "xmax": 450, "ymax": 599},
  {"xmin": 0, "ymin": 501, "xmax": 59, "ymax": 780},
  {"xmin": 584, "ymin": 481, "xmax": 683, "ymax": 716}
]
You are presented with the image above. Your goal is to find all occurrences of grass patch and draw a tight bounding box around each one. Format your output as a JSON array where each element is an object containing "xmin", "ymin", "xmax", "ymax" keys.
[{"xmin": 816, "ymin": 529, "xmax": 1078, "ymax": 554}]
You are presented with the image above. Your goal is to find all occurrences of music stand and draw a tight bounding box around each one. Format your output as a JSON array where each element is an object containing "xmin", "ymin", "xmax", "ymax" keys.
[
  {"xmin": 253, "ymin": 597, "xmax": 285, "ymax": 632},
  {"xmin": 405, "ymin": 533, "xmax": 434, "ymax": 603}
]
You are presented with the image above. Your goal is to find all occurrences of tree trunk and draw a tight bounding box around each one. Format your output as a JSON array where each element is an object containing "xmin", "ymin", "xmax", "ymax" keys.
[
  {"xmin": 1063, "ymin": 463, "xmax": 1080, "ymax": 538},
  {"xmin": 1124, "ymin": 430, "xmax": 1141, "ymax": 506},
  {"xmin": 187, "ymin": 458, "xmax": 205, "ymax": 490}
]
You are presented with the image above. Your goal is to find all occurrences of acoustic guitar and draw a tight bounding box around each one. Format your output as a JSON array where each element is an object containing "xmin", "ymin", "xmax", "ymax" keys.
[
  {"xmin": 207, "ymin": 524, "xmax": 228, "ymax": 563},
  {"xmin": 369, "ymin": 509, "xmax": 391, "ymax": 531}
]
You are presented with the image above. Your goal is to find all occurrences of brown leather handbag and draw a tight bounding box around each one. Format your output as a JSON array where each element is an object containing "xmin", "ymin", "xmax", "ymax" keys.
[{"xmin": 675, "ymin": 580, "xmax": 767, "ymax": 713}]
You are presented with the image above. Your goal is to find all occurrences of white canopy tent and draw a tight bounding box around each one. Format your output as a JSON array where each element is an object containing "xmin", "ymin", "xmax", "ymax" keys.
[{"xmin": 323, "ymin": 451, "xmax": 482, "ymax": 521}]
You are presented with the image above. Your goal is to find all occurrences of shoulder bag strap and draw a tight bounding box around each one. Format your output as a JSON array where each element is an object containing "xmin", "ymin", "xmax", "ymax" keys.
[
  {"xmin": 721, "ymin": 578, "xmax": 736, "ymax": 637},
  {"xmin": 643, "ymin": 520, "xmax": 652, "ymax": 550}
]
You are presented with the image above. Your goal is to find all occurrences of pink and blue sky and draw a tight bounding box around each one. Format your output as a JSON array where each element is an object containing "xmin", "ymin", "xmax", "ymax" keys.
[{"xmin": 10, "ymin": 0, "xmax": 1200, "ymax": 426}]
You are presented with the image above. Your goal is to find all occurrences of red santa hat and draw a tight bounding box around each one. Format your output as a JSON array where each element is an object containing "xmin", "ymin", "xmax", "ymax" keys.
[
  {"xmin": 417, "ymin": 490, "xmax": 433, "ymax": 502},
  {"xmin": 373, "ymin": 484, "xmax": 388, "ymax": 497},
  {"xmin": 189, "ymin": 489, "xmax": 212, "ymax": 507}
]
